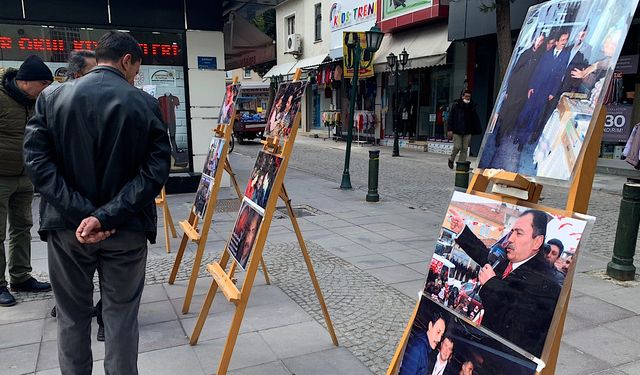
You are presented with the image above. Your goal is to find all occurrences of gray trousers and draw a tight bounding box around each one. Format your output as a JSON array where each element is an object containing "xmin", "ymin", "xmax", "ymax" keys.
[
  {"xmin": 48, "ymin": 230, "xmax": 147, "ymax": 375},
  {"xmin": 449, "ymin": 134, "xmax": 472, "ymax": 163}
]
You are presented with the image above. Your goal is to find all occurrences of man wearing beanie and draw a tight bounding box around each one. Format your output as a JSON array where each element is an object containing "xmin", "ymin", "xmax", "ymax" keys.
[{"xmin": 0, "ymin": 55, "xmax": 53, "ymax": 307}]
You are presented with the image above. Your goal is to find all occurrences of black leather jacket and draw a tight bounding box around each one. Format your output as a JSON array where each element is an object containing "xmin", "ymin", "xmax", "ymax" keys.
[{"xmin": 23, "ymin": 66, "xmax": 171, "ymax": 243}]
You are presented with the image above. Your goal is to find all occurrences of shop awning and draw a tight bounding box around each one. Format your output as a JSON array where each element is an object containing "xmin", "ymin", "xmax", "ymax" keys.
[
  {"xmin": 263, "ymin": 61, "xmax": 298, "ymax": 78},
  {"xmin": 224, "ymin": 14, "xmax": 276, "ymax": 70},
  {"xmin": 373, "ymin": 22, "xmax": 451, "ymax": 72},
  {"xmin": 293, "ymin": 54, "xmax": 331, "ymax": 71}
]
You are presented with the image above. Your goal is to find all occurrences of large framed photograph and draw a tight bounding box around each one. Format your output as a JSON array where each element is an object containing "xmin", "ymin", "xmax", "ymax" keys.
[
  {"xmin": 194, "ymin": 174, "xmax": 214, "ymax": 219},
  {"xmin": 228, "ymin": 198, "xmax": 264, "ymax": 270},
  {"xmin": 264, "ymin": 81, "xmax": 307, "ymax": 140},
  {"xmin": 477, "ymin": 0, "xmax": 638, "ymax": 180},
  {"xmin": 202, "ymin": 137, "xmax": 226, "ymax": 178},
  {"xmin": 395, "ymin": 295, "xmax": 541, "ymax": 375},
  {"xmin": 244, "ymin": 151, "xmax": 282, "ymax": 209},
  {"xmin": 425, "ymin": 192, "xmax": 593, "ymax": 359},
  {"xmin": 219, "ymin": 83, "xmax": 240, "ymax": 125}
]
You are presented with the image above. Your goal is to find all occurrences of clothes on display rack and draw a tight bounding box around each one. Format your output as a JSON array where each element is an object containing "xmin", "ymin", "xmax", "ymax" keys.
[
  {"xmin": 158, "ymin": 93, "xmax": 180, "ymax": 152},
  {"xmin": 321, "ymin": 111, "xmax": 341, "ymax": 127},
  {"xmin": 623, "ymin": 122, "xmax": 640, "ymax": 169},
  {"xmin": 353, "ymin": 110, "xmax": 376, "ymax": 132}
]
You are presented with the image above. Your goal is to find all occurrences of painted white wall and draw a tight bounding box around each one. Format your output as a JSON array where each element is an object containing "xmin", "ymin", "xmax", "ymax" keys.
[{"xmin": 185, "ymin": 30, "xmax": 230, "ymax": 186}]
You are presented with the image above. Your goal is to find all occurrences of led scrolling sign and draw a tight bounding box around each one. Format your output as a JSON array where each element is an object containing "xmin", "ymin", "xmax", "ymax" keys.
[{"xmin": 0, "ymin": 36, "xmax": 179, "ymax": 57}]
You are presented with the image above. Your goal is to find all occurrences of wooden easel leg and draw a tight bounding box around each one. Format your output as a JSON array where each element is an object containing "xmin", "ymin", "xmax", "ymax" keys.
[
  {"xmin": 182, "ymin": 241, "xmax": 206, "ymax": 314},
  {"xmin": 386, "ymin": 302, "xmax": 419, "ymax": 375},
  {"xmin": 163, "ymin": 205, "xmax": 171, "ymax": 254},
  {"xmin": 259, "ymin": 257, "xmax": 271, "ymax": 285},
  {"xmin": 166, "ymin": 203, "xmax": 178, "ymax": 238},
  {"xmin": 168, "ymin": 212, "xmax": 197, "ymax": 285},
  {"xmin": 280, "ymin": 186, "xmax": 339, "ymax": 346},
  {"xmin": 225, "ymin": 160, "xmax": 244, "ymax": 201}
]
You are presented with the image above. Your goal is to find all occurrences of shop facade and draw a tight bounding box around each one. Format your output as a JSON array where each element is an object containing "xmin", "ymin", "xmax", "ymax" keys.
[{"xmin": 0, "ymin": 0, "xmax": 230, "ymax": 189}]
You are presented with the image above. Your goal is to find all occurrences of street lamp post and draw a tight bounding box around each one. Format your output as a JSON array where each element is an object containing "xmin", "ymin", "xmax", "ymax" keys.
[
  {"xmin": 387, "ymin": 48, "xmax": 409, "ymax": 157},
  {"xmin": 340, "ymin": 26, "xmax": 384, "ymax": 189}
]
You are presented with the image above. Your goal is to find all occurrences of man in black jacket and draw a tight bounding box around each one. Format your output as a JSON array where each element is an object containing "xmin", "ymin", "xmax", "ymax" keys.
[
  {"xmin": 448, "ymin": 209, "xmax": 560, "ymax": 358},
  {"xmin": 446, "ymin": 90, "xmax": 482, "ymax": 169},
  {"xmin": 23, "ymin": 31, "xmax": 170, "ymax": 374}
]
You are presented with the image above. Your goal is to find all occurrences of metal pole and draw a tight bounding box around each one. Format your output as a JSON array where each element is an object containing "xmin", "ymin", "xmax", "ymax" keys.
[
  {"xmin": 606, "ymin": 183, "xmax": 640, "ymax": 281},
  {"xmin": 341, "ymin": 41, "xmax": 361, "ymax": 190},
  {"xmin": 366, "ymin": 150, "xmax": 380, "ymax": 202},
  {"xmin": 392, "ymin": 64, "xmax": 400, "ymax": 157}
]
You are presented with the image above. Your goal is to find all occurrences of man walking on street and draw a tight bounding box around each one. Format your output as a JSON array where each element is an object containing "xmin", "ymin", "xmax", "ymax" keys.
[
  {"xmin": 0, "ymin": 55, "xmax": 53, "ymax": 307},
  {"xmin": 447, "ymin": 90, "xmax": 482, "ymax": 169},
  {"xmin": 24, "ymin": 31, "xmax": 171, "ymax": 374}
]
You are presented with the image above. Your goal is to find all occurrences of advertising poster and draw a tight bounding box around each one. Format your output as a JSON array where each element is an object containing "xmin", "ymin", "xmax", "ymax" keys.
[
  {"xmin": 424, "ymin": 191, "xmax": 593, "ymax": 359},
  {"xmin": 219, "ymin": 83, "xmax": 240, "ymax": 125},
  {"xmin": 202, "ymin": 137, "xmax": 226, "ymax": 178},
  {"xmin": 244, "ymin": 151, "xmax": 283, "ymax": 209},
  {"xmin": 477, "ymin": 0, "xmax": 638, "ymax": 180},
  {"xmin": 264, "ymin": 81, "xmax": 307, "ymax": 139},
  {"xmin": 396, "ymin": 295, "xmax": 541, "ymax": 375},
  {"xmin": 342, "ymin": 31, "xmax": 375, "ymax": 79},
  {"xmin": 194, "ymin": 174, "xmax": 214, "ymax": 219},
  {"xmin": 382, "ymin": 0, "xmax": 432, "ymax": 21},
  {"xmin": 228, "ymin": 198, "xmax": 264, "ymax": 270}
]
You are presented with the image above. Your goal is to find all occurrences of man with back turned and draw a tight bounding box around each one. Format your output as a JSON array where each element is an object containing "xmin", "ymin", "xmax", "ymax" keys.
[{"xmin": 23, "ymin": 31, "xmax": 171, "ymax": 374}]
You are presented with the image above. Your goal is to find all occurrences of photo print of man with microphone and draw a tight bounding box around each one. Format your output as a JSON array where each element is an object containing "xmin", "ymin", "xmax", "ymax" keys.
[{"xmin": 424, "ymin": 192, "xmax": 590, "ymax": 358}]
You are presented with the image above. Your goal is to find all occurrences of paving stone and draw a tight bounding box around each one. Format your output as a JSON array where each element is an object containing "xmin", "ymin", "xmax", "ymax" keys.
[
  {"xmin": 614, "ymin": 360, "xmax": 640, "ymax": 375},
  {"xmin": 282, "ymin": 347, "xmax": 374, "ymax": 375},
  {"xmin": 139, "ymin": 320, "xmax": 189, "ymax": 353},
  {"xmin": 259, "ymin": 320, "xmax": 335, "ymax": 359},
  {"xmin": 344, "ymin": 254, "xmax": 399, "ymax": 270},
  {"xmin": 565, "ymin": 295, "xmax": 636, "ymax": 328},
  {"xmin": 227, "ymin": 361, "xmax": 291, "ymax": 375},
  {"xmin": 556, "ymin": 342, "xmax": 611, "ymax": 375},
  {"xmin": 138, "ymin": 345, "xmax": 206, "ymax": 375},
  {"xmin": 193, "ymin": 331, "xmax": 278, "ymax": 373},
  {"xmin": 365, "ymin": 265, "xmax": 425, "ymax": 285},
  {"xmin": 138, "ymin": 300, "xmax": 178, "ymax": 326},
  {"xmin": 0, "ymin": 343, "xmax": 38, "ymax": 375},
  {"xmin": 0, "ymin": 319, "xmax": 44, "ymax": 350},
  {"xmin": 0, "ymin": 299, "xmax": 47, "ymax": 325},
  {"xmin": 562, "ymin": 326, "xmax": 640, "ymax": 366}
]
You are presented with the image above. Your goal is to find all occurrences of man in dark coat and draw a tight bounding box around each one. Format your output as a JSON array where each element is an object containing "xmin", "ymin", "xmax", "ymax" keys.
[
  {"xmin": 399, "ymin": 309, "xmax": 447, "ymax": 375},
  {"xmin": 446, "ymin": 90, "xmax": 482, "ymax": 169},
  {"xmin": 23, "ymin": 31, "xmax": 171, "ymax": 374},
  {"xmin": 448, "ymin": 209, "xmax": 561, "ymax": 358}
]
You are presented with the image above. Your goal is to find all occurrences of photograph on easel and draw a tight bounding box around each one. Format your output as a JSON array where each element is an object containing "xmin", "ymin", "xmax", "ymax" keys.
[
  {"xmin": 264, "ymin": 81, "xmax": 308, "ymax": 139},
  {"xmin": 244, "ymin": 151, "xmax": 283, "ymax": 209},
  {"xmin": 202, "ymin": 137, "xmax": 226, "ymax": 178},
  {"xmin": 395, "ymin": 295, "xmax": 541, "ymax": 375},
  {"xmin": 425, "ymin": 191, "xmax": 592, "ymax": 359},
  {"xmin": 194, "ymin": 174, "xmax": 214, "ymax": 219},
  {"xmin": 228, "ymin": 197, "xmax": 264, "ymax": 270},
  {"xmin": 477, "ymin": 0, "xmax": 638, "ymax": 180},
  {"xmin": 219, "ymin": 83, "xmax": 240, "ymax": 125}
]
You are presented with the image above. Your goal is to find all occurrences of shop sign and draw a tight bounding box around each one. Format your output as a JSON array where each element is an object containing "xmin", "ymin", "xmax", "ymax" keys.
[
  {"xmin": 615, "ymin": 55, "xmax": 638, "ymax": 75},
  {"xmin": 150, "ymin": 69, "xmax": 176, "ymax": 86},
  {"xmin": 603, "ymin": 104, "xmax": 634, "ymax": 143},
  {"xmin": 382, "ymin": 0, "xmax": 433, "ymax": 21},
  {"xmin": 329, "ymin": 1, "xmax": 377, "ymax": 32},
  {"xmin": 342, "ymin": 31, "xmax": 375, "ymax": 79},
  {"xmin": 197, "ymin": 56, "xmax": 217, "ymax": 70}
]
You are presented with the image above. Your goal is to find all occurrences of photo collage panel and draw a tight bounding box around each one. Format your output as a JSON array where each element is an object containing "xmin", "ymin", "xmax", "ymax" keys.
[
  {"xmin": 219, "ymin": 83, "xmax": 240, "ymax": 126},
  {"xmin": 244, "ymin": 151, "xmax": 283, "ymax": 210},
  {"xmin": 477, "ymin": 0, "xmax": 638, "ymax": 180},
  {"xmin": 424, "ymin": 191, "xmax": 593, "ymax": 359},
  {"xmin": 264, "ymin": 81, "xmax": 308, "ymax": 140},
  {"xmin": 228, "ymin": 198, "xmax": 264, "ymax": 271}
]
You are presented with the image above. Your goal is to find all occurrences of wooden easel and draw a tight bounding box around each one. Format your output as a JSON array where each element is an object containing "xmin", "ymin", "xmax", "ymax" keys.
[
  {"xmin": 167, "ymin": 77, "xmax": 270, "ymax": 315},
  {"xmin": 385, "ymin": 108, "xmax": 606, "ymax": 375},
  {"xmin": 188, "ymin": 70, "xmax": 339, "ymax": 375},
  {"xmin": 155, "ymin": 187, "xmax": 177, "ymax": 253}
]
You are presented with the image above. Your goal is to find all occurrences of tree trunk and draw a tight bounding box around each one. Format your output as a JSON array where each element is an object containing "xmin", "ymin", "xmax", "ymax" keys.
[{"xmin": 495, "ymin": 0, "xmax": 512, "ymax": 85}]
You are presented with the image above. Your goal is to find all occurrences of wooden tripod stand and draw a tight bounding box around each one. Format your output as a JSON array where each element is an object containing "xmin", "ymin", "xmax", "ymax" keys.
[{"xmin": 188, "ymin": 72, "xmax": 338, "ymax": 375}]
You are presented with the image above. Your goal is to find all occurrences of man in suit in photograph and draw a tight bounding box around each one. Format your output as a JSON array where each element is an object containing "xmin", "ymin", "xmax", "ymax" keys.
[
  {"xmin": 448, "ymin": 209, "xmax": 561, "ymax": 357},
  {"xmin": 428, "ymin": 336, "xmax": 455, "ymax": 375}
]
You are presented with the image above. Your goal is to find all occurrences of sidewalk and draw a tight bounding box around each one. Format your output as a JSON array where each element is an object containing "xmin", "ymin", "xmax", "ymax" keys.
[{"xmin": 2, "ymin": 149, "xmax": 639, "ymax": 375}]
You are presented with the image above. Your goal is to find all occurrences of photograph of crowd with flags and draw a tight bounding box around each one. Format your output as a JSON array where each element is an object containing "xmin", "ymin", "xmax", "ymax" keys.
[
  {"xmin": 219, "ymin": 83, "xmax": 240, "ymax": 125},
  {"xmin": 244, "ymin": 151, "xmax": 282, "ymax": 209},
  {"xmin": 265, "ymin": 81, "xmax": 307, "ymax": 139},
  {"xmin": 478, "ymin": 0, "xmax": 638, "ymax": 180},
  {"xmin": 424, "ymin": 192, "xmax": 592, "ymax": 359}
]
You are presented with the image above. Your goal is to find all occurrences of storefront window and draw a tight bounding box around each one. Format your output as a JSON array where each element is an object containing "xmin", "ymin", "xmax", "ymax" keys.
[{"xmin": 0, "ymin": 24, "xmax": 189, "ymax": 172}]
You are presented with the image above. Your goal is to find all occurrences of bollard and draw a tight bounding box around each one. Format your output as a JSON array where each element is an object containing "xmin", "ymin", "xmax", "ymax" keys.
[
  {"xmin": 454, "ymin": 161, "xmax": 471, "ymax": 190},
  {"xmin": 366, "ymin": 150, "xmax": 380, "ymax": 202},
  {"xmin": 606, "ymin": 183, "xmax": 640, "ymax": 281}
]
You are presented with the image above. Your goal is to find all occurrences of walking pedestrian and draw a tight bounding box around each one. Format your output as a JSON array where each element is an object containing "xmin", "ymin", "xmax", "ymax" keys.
[
  {"xmin": 24, "ymin": 31, "xmax": 171, "ymax": 374},
  {"xmin": 0, "ymin": 55, "xmax": 53, "ymax": 307},
  {"xmin": 446, "ymin": 90, "xmax": 482, "ymax": 169}
]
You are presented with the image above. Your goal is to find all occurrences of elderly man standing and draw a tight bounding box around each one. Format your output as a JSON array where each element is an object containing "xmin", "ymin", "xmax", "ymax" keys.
[
  {"xmin": 0, "ymin": 55, "xmax": 53, "ymax": 307},
  {"xmin": 24, "ymin": 31, "xmax": 170, "ymax": 374}
]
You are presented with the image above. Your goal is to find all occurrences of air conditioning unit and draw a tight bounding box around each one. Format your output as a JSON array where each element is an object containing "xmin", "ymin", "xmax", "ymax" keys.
[{"xmin": 286, "ymin": 34, "xmax": 302, "ymax": 54}]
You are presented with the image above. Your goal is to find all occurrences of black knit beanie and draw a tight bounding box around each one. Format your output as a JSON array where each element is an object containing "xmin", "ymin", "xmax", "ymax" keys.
[{"xmin": 16, "ymin": 55, "xmax": 53, "ymax": 81}]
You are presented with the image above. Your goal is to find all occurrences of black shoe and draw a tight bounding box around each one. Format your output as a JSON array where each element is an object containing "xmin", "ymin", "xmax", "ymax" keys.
[
  {"xmin": 10, "ymin": 277, "xmax": 52, "ymax": 293},
  {"xmin": 0, "ymin": 286, "xmax": 17, "ymax": 307},
  {"xmin": 97, "ymin": 325, "xmax": 105, "ymax": 342},
  {"xmin": 448, "ymin": 159, "xmax": 454, "ymax": 170},
  {"xmin": 51, "ymin": 305, "xmax": 57, "ymax": 317}
]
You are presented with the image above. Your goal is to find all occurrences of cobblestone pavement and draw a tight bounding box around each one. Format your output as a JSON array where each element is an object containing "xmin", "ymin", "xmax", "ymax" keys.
[
  {"xmin": 234, "ymin": 137, "xmax": 640, "ymax": 267},
  {"xmin": 262, "ymin": 241, "xmax": 414, "ymax": 375}
]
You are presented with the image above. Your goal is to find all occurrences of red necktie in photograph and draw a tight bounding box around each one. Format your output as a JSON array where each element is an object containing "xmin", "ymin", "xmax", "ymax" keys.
[{"xmin": 502, "ymin": 262, "xmax": 513, "ymax": 279}]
